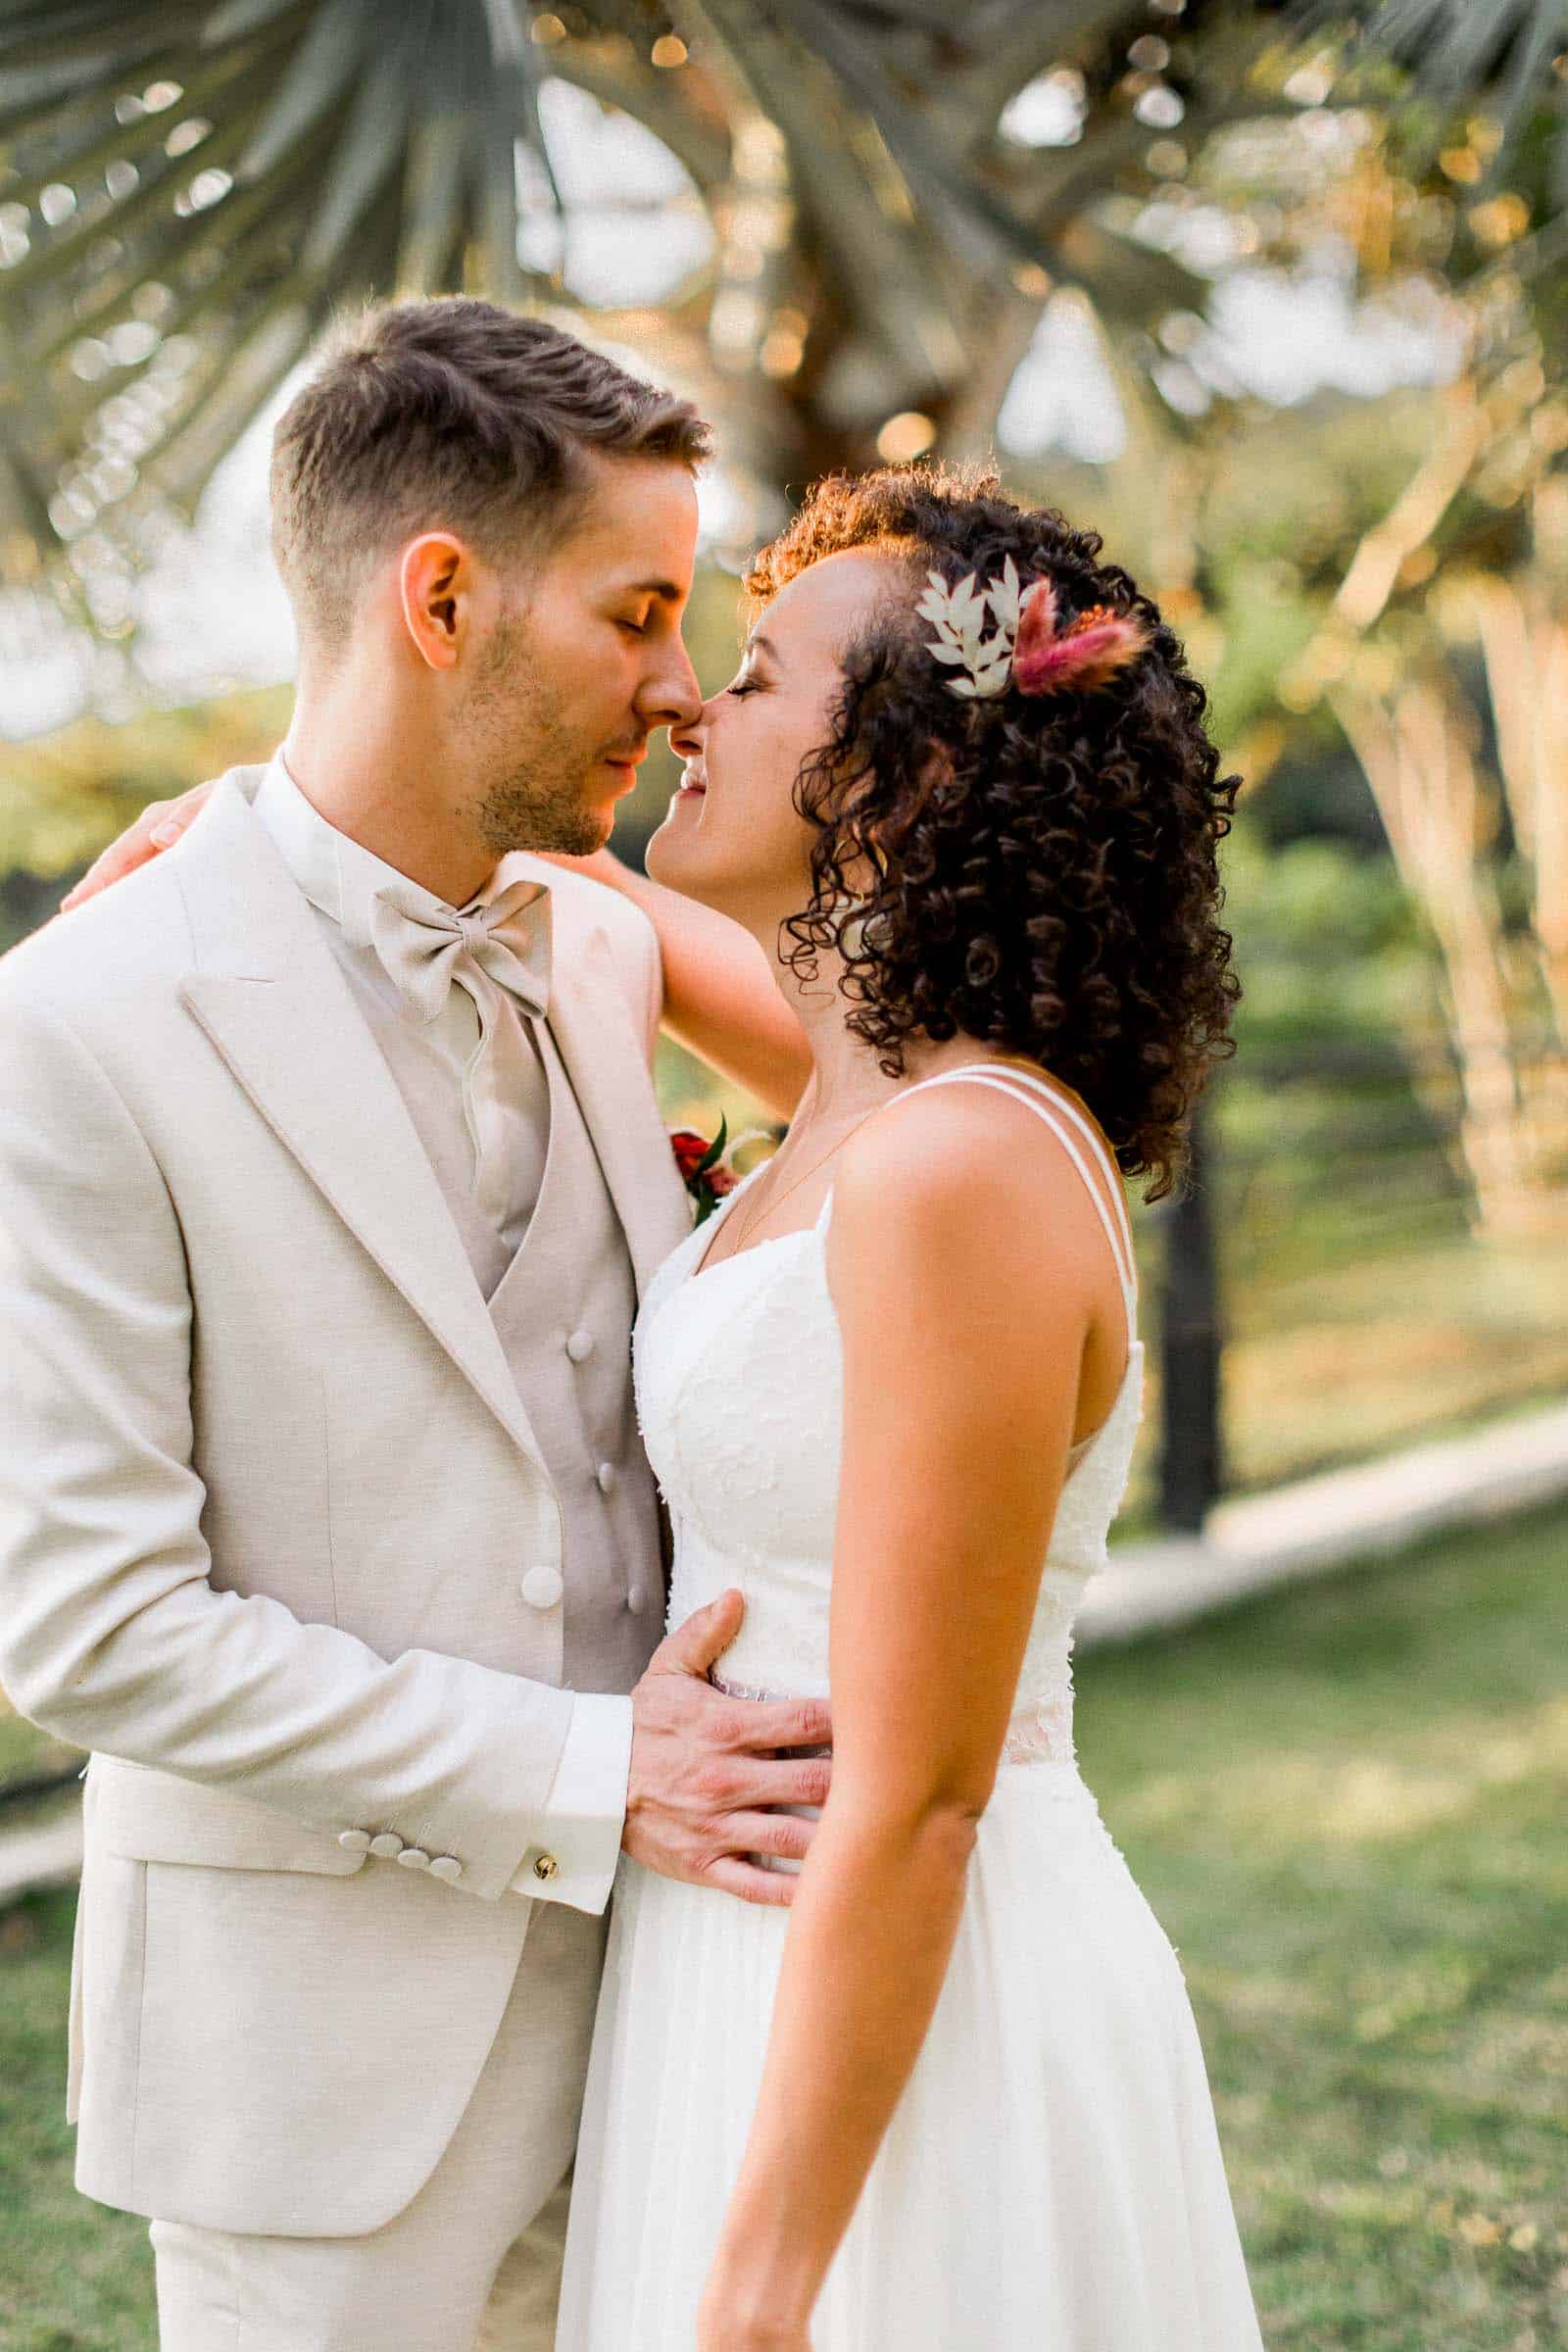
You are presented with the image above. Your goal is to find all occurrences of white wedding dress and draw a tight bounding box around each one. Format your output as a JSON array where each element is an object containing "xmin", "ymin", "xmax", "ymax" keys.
[{"xmin": 557, "ymin": 1067, "xmax": 1265, "ymax": 2349}]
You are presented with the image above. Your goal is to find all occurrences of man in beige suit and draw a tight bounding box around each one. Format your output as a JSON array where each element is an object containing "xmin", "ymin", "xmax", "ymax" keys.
[{"xmin": 0, "ymin": 299, "xmax": 819, "ymax": 2349}]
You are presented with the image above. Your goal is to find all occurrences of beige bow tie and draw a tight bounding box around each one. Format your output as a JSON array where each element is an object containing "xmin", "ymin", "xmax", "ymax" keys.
[{"xmin": 369, "ymin": 876, "xmax": 552, "ymax": 1024}]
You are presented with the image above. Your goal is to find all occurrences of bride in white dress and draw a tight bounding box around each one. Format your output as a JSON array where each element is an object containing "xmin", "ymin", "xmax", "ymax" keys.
[{"xmin": 557, "ymin": 466, "xmax": 1263, "ymax": 2351}]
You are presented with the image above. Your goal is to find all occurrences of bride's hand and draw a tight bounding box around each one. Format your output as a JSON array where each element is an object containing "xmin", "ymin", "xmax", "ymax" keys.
[{"xmin": 61, "ymin": 782, "xmax": 213, "ymax": 909}]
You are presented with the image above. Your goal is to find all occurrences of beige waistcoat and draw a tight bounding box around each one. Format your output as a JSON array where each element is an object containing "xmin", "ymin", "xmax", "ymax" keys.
[{"xmin": 442, "ymin": 1014, "xmax": 667, "ymax": 1698}]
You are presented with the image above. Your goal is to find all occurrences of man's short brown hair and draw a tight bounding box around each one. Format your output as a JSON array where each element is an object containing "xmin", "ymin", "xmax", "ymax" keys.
[{"xmin": 270, "ymin": 297, "xmax": 711, "ymax": 643}]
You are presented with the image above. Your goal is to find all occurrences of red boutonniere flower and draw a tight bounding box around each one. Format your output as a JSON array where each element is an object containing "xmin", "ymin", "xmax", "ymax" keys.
[{"xmin": 670, "ymin": 1116, "xmax": 736, "ymax": 1225}]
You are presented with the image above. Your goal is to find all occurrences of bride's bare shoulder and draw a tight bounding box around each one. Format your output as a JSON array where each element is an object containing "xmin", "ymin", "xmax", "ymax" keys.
[{"xmin": 830, "ymin": 1076, "xmax": 1102, "ymax": 1292}]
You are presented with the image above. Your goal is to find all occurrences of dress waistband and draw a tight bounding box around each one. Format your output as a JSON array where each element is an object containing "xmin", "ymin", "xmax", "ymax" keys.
[{"xmin": 709, "ymin": 1672, "xmax": 1076, "ymax": 1767}]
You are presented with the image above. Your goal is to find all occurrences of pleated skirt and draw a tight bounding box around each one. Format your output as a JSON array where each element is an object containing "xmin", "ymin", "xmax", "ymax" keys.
[{"xmin": 556, "ymin": 1762, "xmax": 1266, "ymax": 2350}]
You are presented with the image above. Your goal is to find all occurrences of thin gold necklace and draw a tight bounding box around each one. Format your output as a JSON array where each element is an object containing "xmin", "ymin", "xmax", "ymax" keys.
[{"xmin": 700, "ymin": 1100, "xmax": 887, "ymax": 1271}]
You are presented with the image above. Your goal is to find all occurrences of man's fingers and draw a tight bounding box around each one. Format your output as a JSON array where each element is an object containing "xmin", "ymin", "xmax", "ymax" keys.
[
  {"xmin": 723, "ymin": 1811, "xmax": 814, "ymax": 1862},
  {"xmin": 657, "ymin": 1589, "xmax": 745, "ymax": 1677},
  {"xmin": 724, "ymin": 1696, "xmax": 832, "ymax": 1752},
  {"xmin": 732, "ymin": 1758, "xmax": 831, "ymax": 1810},
  {"xmin": 702, "ymin": 1856, "xmax": 798, "ymax": 1908}
]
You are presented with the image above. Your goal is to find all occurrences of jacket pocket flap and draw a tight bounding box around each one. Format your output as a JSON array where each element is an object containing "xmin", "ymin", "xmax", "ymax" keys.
[{"xmin": 89, "ymin": 1756, "xmax": 366, "ymax": 1876}]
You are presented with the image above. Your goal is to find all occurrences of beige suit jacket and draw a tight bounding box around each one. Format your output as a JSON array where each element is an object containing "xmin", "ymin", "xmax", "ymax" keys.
[{"xmin": 0, "ymin": 773, "xmax": 690, "ymax": 2234}]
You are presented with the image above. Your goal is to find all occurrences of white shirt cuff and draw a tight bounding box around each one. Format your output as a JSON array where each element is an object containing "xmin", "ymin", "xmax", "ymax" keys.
[{"xmin": 509, "ymin": 1691, "xmax": 633, "ymax": 1914}]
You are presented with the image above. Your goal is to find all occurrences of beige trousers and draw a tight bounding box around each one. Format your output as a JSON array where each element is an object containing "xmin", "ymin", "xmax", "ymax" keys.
[{"xmin": 150, "ymin": 1899, "xmax": 608, "ymax": 2351}]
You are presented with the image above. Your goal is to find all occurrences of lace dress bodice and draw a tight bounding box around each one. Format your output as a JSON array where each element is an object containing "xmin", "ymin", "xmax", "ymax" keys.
[{"xmin": 633, "ymin": 1068, "xmax": 1145, "ymax": 1766}]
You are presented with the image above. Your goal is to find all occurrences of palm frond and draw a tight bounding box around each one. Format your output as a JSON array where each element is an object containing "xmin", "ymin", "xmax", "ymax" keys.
[
  {"xmin": 1294, "ymin": 0, "xmax": 1568, "ymax": 181},
  {"xmin": 0, "ymin": 0, "xmax": 1564, "ymax": 612}
]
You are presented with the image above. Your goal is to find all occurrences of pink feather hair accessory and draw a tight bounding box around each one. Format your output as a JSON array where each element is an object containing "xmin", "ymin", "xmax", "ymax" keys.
[
  {"xmin": 1010, "ymin": 580, "xmax": 1147, "ymax": 696},
  {"xmin": 915, "ymin": 559, "xmax": 1149, "ymax": 701},
  {"xmin": 1011, "ymin": 579, "xmax": 1150, "ymax": 698}
]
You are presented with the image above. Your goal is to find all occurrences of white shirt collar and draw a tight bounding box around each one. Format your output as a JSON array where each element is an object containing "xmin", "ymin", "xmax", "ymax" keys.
[{"xmin": 253, "ymin": 751, "xmax": 506, "ymax": 950}]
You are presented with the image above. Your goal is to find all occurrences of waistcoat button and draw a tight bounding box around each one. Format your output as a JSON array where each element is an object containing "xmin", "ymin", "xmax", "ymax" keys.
[
  {"xmin": 429, "ymin": 1855, "xmax": 463, "ymax": 1883},
  {"xmin": 396, "ymin": 1847, "xmax": 431, "ymax": 1871},
  {"xmin": 368, "ymin": 1832, "xmax": 404, "ymax": 1858},
  {"xmin": 565, "ymin": 1330, "xmax": 595, "ymax": 1363},
  {"xmin": 626, "ymin": 1585, "xmax": 647, "ymax": 1614},
  {"xmin": 520, "ymin": 1563, "xmax": 564, "ymax": 1610},
  {"xmin": 336, "ymin": 1829, "xmax": 372, "ymax": 1852},
  {"xmin": 596, "ymin": 1461, "xmax": 617, "ymax": 1494}
]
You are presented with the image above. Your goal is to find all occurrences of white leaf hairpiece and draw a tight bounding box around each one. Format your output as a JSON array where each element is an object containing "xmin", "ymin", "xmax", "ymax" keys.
[
  {"xmin": 916, "ymin": 564, "xmax": 1015, "ymax": 700},
  {"xmin": 918, "ymin": 554, "xmax": 1149, "ymax": 703},
  {"xmin": 984, "ymin": 555, "xmax": 1023, "ymax": 632}
]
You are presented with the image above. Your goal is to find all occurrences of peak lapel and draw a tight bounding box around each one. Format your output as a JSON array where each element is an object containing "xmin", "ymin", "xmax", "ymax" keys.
[
  {"xmin": 172, "ymin": 782, "xmax": 548, "ymax": 1474},
  {"xmin": 546, "ymin": 927, "xmax": 693, "ymax": 1299}
]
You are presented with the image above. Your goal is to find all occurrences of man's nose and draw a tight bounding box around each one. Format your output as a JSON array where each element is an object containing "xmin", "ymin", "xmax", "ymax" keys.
[
  {"xmin": 668, "ymin": 701, "xmax": 706, "ymax": 760},
  {"xmin": 644, "ymin": 640, "xmax": 705, "ymax": 734}
]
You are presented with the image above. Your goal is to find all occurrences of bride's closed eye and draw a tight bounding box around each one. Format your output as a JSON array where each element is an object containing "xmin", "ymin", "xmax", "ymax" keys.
[{"xmin": 726, "ymin": 674, "xmax": 761, "ymax": 699}]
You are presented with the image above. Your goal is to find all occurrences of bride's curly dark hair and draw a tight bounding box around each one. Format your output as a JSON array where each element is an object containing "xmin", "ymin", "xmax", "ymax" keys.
[{"xmin": 745, "ymin": 462, "xmax": 1242, "ymax": 1201}]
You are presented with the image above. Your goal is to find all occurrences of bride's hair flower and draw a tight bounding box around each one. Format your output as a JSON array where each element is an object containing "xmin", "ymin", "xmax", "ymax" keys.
[
  {"xmin": 917, "ymin": 556, "xmax": 1148, "ymax": 702},
  {"xmin": 669, "ymin": 1118, "xmax": 736, "ymax": 1224},
  {"xmin": 1011, "ymin": 579, "xmax": 1150, "ymax": 698}
]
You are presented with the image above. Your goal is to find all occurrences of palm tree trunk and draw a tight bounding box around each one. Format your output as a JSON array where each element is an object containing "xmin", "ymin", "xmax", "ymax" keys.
[
  {"xmin": 1469, "ymin": 572, "xmax": 1568, "ymax": 1058},
  {"xmin": 1329, "ymin": 676, "xmax": 1543, "ymax": 1232}
]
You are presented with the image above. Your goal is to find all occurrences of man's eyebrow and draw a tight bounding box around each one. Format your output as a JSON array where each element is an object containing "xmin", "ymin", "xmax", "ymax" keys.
[{"xmin": 622, "ymin": 576, "xmax": 686, "ymax": 602}]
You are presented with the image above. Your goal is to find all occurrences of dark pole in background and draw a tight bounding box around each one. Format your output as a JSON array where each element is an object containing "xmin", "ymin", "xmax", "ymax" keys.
[{"xmin": 1157, "ymin": 1094, "xmax": 1225, "ymax": 1534}]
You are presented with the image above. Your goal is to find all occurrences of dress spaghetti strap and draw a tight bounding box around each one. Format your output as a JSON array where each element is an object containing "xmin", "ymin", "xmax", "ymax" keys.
[{"xmin": 901, "ymin": 1065, "xmax": 1138, "ymax": 1312}]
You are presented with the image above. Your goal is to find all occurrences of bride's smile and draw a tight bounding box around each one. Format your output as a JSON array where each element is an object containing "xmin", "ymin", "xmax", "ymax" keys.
[{"xmin": 649, "ymin": 548, "xmax": 906, "ymax": 941}]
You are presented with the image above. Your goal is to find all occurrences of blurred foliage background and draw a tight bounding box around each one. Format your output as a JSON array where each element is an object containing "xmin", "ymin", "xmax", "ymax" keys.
[{"xmin": 0, "ymin": 7, "xmax": 1565, "ymax": 1565}]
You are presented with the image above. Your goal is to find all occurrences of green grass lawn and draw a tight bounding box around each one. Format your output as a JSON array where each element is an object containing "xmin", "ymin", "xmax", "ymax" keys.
[
  {"xmin": 1076, "ymin": 1498, "xmax": 1568, "ymax": 2352},
  {"xmin": 2, "ymin": 1501, "xmax": 1565, "ymax": 2350},
  {"xmin": 0, "ymin": 1892, "xmax": 155, "ymax": 2352}
]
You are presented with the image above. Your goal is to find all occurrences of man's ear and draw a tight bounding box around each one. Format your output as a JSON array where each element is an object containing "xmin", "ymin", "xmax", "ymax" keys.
[{"xmin": 399, "ymin": 532, "xmax": 469, "ymax": 671}]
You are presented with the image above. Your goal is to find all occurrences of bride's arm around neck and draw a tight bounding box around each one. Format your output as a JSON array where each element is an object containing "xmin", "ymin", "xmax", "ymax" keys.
[
  {"xmin": 540, "ymin": 845, "xmax": 811, "ymax": 1122},
  {"xmin": 692, "ymin": 1080, "xmax": 1106, "ymax": 2351}
]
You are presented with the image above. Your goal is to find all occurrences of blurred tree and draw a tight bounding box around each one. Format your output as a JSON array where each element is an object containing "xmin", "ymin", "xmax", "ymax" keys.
[
  {"xmin": 1274, "ymin": 189, "xmax": 1568, "ymax": 1231},
  {"xmin": 2, "ymin": 0, "xmax": 1565, "ymax": 617},
  {"xmin": 1014, "ymin": 82, "xmax": 1568, "ymax": 1236},
  {"xmin": 3, "ymin": 0, "xmax": 1565, "ymax": 1510}
]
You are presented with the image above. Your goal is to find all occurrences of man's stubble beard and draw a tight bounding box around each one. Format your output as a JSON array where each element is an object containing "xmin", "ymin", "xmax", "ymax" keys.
[{"xmin": 461, "ymin": 608, "xmax": 609, "ymax": 858}]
